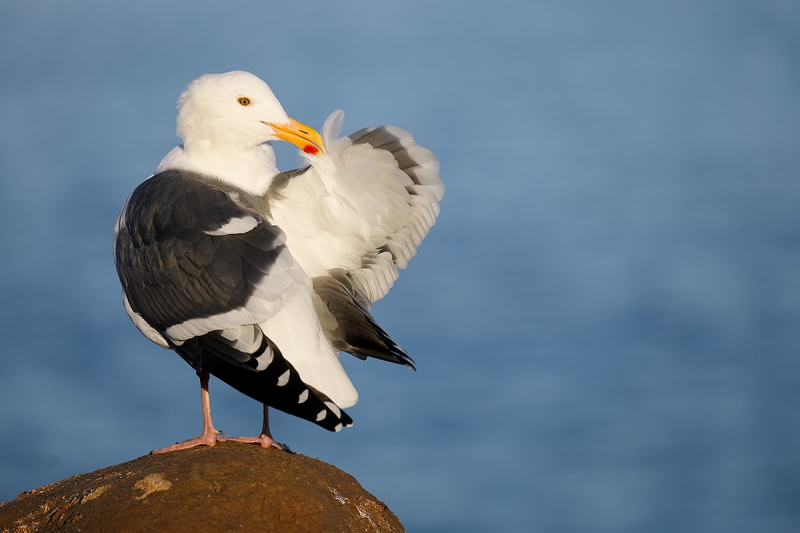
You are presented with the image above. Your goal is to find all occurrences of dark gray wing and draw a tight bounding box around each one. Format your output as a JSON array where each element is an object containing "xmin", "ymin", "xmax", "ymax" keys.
[{"xmin": 114, "ymin": 169, "xmax": 299, "ymax": 340}]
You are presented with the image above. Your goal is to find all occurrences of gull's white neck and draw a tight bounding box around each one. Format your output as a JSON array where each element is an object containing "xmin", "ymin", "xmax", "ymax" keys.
[{"xmin": 155, "ymin": 141, "xmax": 280, "ymax": 196}]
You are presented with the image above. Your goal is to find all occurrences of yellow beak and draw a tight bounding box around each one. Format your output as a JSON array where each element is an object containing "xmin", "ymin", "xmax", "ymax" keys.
[{"xmin": 264, "ymin": 117, "xmax": 326, "ymax": 155}]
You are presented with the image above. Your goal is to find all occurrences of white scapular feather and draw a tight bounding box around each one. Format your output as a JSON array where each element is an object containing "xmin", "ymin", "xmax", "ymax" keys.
[{"xmin": 204, "ymin": 215, "xmax": 259, "ymax": 236}]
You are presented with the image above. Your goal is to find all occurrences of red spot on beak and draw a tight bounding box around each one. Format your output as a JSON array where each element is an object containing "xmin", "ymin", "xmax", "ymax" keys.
[{"xmin": 303, "ymin": 145, "xmax": 320, "ymax": 155}]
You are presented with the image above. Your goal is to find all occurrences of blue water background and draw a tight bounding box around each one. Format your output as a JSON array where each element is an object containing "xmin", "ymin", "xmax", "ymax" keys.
[{"xmin": 1, "ymin": 2, "xmax": 798, "ymax": 531}]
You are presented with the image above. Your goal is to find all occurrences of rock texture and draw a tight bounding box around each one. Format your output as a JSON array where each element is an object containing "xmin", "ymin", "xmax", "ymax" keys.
[{"xmin": 0, "ymin": 442, "xmax": 405, "ymax": 532}]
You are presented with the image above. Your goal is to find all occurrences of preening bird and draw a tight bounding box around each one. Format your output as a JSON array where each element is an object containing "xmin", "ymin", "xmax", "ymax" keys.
[{"xmin": 113, "ymin": 71, "xmax": 444, "ymax": 453}]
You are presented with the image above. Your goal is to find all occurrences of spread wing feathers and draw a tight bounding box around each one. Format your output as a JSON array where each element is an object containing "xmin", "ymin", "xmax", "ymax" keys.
[
  {"xmin": 171, "ymin": 330, "xmax": 352, "ymax": 432},
  {"xmin": 311, "ymin": 269, "xmax": 415, "ymax": 369},
  {"xmin": 114, "ymin": 170, "xmax": 304, "ymax": 343},
  {"xmin": 268, "ymin": 110, "xmax": 445, "ymax": 305}
]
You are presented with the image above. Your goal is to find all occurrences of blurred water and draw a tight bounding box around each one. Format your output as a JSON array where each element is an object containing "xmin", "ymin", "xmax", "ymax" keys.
[{"xmin": 1, "ymin": 2, "xmax": 798, "ymax": 532}]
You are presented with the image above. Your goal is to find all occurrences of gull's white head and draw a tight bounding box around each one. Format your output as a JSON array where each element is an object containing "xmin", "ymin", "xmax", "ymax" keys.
[{"xmin": 176, "ymin": 71, "xmax": 324, "ymax": 155}]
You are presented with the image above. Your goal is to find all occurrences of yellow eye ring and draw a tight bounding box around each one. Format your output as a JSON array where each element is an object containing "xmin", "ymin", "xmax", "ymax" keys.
[{"xmin": 237, "ymin": 96, "xmax": 251, "ymax": 106}]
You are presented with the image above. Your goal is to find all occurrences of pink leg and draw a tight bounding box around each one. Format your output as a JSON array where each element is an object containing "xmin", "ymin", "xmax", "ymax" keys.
[
  {"xmin": 227, "ymin": 404, "xmax": 289, "ymax": 451},
  {"xmin": 151, "ymin": 371, "xmax": 227, "ymax": 454}
]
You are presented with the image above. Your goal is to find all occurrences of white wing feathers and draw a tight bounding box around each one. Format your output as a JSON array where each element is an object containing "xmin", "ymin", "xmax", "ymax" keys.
[{"xmin": 270, "ymin": 110, "xmax": 445, "ymax": 304}]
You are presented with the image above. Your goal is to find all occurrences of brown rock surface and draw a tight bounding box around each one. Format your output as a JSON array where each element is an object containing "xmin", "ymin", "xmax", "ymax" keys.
[{"xmin": 0, "ymin": 442, "xmax": 405, "ymax": 532}]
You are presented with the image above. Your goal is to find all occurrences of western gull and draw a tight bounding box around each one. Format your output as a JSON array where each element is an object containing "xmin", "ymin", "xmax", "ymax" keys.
[{"xmin": 113, "ymin": 71, "xmax": 444, "ymax": 453}]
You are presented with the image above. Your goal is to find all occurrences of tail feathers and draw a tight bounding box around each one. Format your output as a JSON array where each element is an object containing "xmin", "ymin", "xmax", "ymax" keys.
[{"xmin": 171, "ymin": 331, "xmax": 353, "ymax": 432}]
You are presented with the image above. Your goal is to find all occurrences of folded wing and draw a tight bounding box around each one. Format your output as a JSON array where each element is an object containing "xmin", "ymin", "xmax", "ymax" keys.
[{"xmin": 113, "ymin": 169, "xmax": 354, "ymax": 428}]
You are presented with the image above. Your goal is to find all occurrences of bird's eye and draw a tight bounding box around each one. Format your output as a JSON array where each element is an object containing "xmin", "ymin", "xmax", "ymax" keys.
[{"xmin": 237, "ymin": 97, "xmax": 251, "ymax": 106}]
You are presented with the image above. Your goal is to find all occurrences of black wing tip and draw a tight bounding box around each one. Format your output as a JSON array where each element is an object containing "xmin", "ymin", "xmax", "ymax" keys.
[
  {"xmin": 395, "ymin": 349, "xmax": 416, "ymax": 371},
  {"xmin": 176, "ymin": 333, "xmax": 356, "ymax": 434},
  {"xmin": 316, "ymin": 403, "xmax": 353, "ymax": 432},
  {"xmin": 349, "ymin": 346, "xmax": 415, "ymax": 369},
  {"xmin": 333, "ymin": 412, "xmax": 354, "ymax": 432}
]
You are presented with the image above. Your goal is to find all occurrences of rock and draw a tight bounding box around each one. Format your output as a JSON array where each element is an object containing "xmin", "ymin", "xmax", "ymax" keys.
[{"xmin": 0, "ymin": 442, "xmax": 405, "ymax": 532}]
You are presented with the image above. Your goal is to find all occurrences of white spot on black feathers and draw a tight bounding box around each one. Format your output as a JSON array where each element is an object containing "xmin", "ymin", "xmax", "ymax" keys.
[
  {"xmin": 277, "ymin": 369, "xmax": 290, "ymax": 386},
  {"xmin": 316, "ymin": 410, "xmax": 327, "ymax": 421},
  {"xmin": 298, "ymin": 389, "xmax": 309, "ymax": 403},
  {"xmin": 254, "ymin": 345, "xmax": 273, "ymax": 371},
  {"xmin": 324, "ymin": 401, "xmax": 341, "ymax": 418}
]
